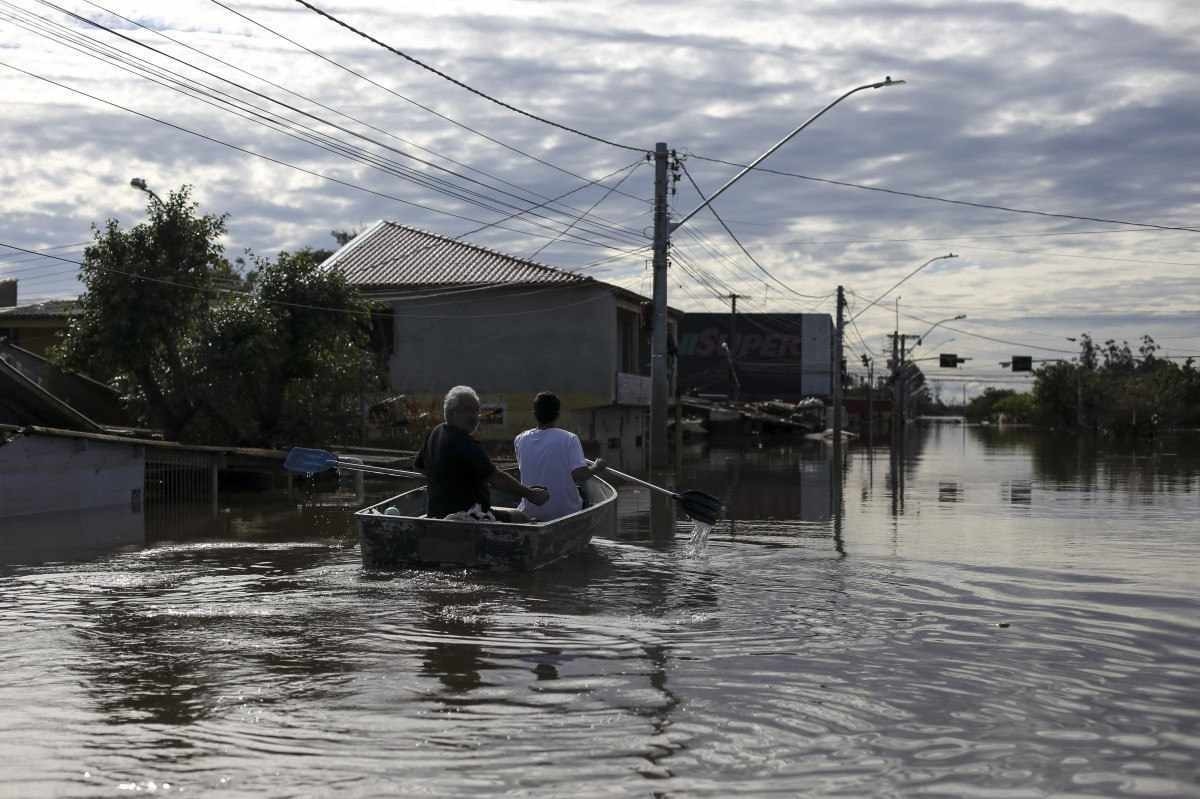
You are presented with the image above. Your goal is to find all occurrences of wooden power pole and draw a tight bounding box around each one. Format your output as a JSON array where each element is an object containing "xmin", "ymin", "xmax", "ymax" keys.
[
  {"xmin": 833, "ymin": 285, "xmax": 845, "ymax": 442},
  {"xmin": 650, "ymin": 143, "xmax": 671, "ymax": 469}
]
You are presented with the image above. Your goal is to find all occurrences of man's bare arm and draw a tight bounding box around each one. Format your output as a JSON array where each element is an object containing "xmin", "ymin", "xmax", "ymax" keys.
[
  {"xmin": 487, "ymin": 469, "xmax": 549, "ymax": 505},
  {"xmin": 571, "ymin": 457, "xmax": 607, "ymax": 483}
]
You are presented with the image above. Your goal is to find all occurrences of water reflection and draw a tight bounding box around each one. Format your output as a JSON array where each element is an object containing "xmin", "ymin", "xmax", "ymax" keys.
[
  {"xmin": 1, "ymin": 428, "xmax": 1199, "ymax": 795},
  {"xmin": 0, "ymin": 506, "xmax": 143, "ymax": 567}
]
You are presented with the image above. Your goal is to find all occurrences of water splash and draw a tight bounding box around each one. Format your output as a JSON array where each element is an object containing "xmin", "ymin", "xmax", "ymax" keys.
[{"xmin": 686, "ymin": 520, "xmax": 713, "ymax": 556}]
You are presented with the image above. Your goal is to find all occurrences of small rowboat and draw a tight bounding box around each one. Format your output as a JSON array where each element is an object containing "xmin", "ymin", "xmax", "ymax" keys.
[{"xmin": 354, "ymin": 475, "xmax": 617, "ymax": 571}]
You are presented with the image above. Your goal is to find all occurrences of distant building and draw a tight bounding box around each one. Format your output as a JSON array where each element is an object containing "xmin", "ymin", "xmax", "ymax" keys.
[
  {"xmin": 676, "ymin": 312, "xmax": 834, "ymax": 401},
  {"xmin": 0, "ymin": 285, "xmax": 76, "ymax": 356},
  {"xmin": 324, "ymin": 221, "xmax": 682, "ymax": 467}
]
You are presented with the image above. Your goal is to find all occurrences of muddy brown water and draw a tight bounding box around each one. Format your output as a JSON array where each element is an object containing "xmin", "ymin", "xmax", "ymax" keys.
[{"xmin": 2, "ymin": 424, "xmax": 1198, "ymax": 796}]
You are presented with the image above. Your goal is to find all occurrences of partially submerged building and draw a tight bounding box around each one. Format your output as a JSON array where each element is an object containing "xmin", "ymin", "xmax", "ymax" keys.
[
  {"xmin": 324, "ymin": 221, "xmax": 680, "ymax": 467},
  {"xmin": 676, "ymin": 312, "xmax": 834, "ymax": 401}
]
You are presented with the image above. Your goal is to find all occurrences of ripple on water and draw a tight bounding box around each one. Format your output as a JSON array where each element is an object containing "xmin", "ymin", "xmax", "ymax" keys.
[{"xmin": 3, "ymin": 436, "xmax": 1200, "ymax": 796}]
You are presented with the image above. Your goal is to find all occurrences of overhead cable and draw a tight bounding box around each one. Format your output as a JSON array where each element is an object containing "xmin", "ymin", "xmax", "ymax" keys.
[
  {"xmin": 78, "ymin": 0, "xmax": 648, "ymax": 244},
  {"xmin": 289, "ymin": 0, "xmax": 647, "ymax": 154},
  {"xmin": 677, "ymin": 160, "xmax": 829, "ymax": 300},
  {"xmin": 0, "ymin": 60, "xmax": 656, "ymax": 260},
  {"xmin": 526, "ymin": 161, "xmax": 643, "ymax": 260},
  {"xmin": 686, "ymin": 153, "xmax": 1200, "ymax": 234},
  {"xmin": 19, "ymin": 1, "xmax": 644, "ymax": 254},
  {"xmin": 847, "ymin": 291, "xmax": 1076, "ymax": 354},
  {"xmin": 0, "ymin": 240, "xmax": 640, "ymax": 317},
  {"xmin": 207, "ymin": 0, "xmax": 650, "ymax": 206},
  {"xmin": 848, "ymin": 253, "xmax": 957, "ymax": 323}
]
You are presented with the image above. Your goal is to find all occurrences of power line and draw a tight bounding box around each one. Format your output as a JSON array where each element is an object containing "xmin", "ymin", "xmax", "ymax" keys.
[
  {"xmin": 76, "ymin": 0, "xmax": 648, "ymax": 246},
  {"xmin": 0, "ymin": 239, "xmax": 635, "ymax": 318},
  {"xmin": 847, "ymin": 292, "xmax": 1077, "ymax": 354},
  {"xmin": 15, "ymin": 1, "xmax": 645, "ymax": 255},
  {"xmin": 290, "ymin": 0, "xmax": 647, "ymax": 154},
  {"xmin": 0, "ymin": 59, "xmax": 654, "ymax": 260},
  {"xmin": 677, "ymin": 160, "xmax": 828, "ymax": 300},
  {"xmin": 321, "ymin": 163, "xmax": 649, "ymax": 283},
  {"xmin": 206, "ymin": 0, "xmax": 650, "ymax": 208},
  {"xmin": 526, "ymin": 161, "xmax": 643, "ymax": 260},
  {"xmin": 848, "ymin": 254, "xmax": 957, "ymax": 323},
  {"xmin": 685, "ymin": 153, "xmax": 1200, "ymax": 235},
  {"xmin": 958, "ymin": 244, "xmax": 1200, "ymax": 269}
]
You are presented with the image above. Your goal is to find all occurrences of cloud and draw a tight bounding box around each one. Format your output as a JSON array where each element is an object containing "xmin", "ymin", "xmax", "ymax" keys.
[{"xmin": 0, "ymin": 0, "xmax": 1196, "ymax": 384}]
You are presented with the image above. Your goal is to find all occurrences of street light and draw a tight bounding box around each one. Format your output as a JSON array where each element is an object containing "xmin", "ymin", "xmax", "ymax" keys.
[
  {"xmin": 848, "ymin": 254, "xmax": 958, "ymax": 324},
  {"xmin": 129, "ymin": 177, "xmax": 162, "ymax": 206},
  {"xmin": 671, "ymin": 76, "xmax": 906, "ymax": 231},
  {"xmin": 915, "ymin": 314, "xmax": 966, "ymax": 348}
]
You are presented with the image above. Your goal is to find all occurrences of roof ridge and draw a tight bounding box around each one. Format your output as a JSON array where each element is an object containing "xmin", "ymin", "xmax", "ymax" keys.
[{"xmin": 377, "ymin": 221, "xmax": 590, "ymax": 283}]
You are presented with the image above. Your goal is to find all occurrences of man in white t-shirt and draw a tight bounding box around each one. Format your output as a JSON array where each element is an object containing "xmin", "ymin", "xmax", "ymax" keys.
[{"xmin": 514, "ymin": 392, "xmax": 607, "ymax": 522}]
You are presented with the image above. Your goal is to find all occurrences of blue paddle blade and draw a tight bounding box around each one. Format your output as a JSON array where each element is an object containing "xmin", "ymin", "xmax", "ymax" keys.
[{"xmin": 283, "ymin": 447, "xmax": 338, "ymax": 474}]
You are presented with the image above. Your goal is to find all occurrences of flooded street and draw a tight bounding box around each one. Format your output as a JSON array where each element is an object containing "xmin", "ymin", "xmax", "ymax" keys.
[{"xmin": 2, "ymin": 425, "xmax": 1198, "ymax": 796}]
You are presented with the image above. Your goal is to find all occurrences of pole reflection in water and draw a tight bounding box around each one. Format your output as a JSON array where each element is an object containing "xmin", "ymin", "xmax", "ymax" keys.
[{"xmin": 4, "ymin": 430, "xmax": 1199, "ymax": 795}]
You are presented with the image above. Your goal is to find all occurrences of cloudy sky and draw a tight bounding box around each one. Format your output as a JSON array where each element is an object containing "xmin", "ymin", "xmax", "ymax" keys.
[{"xmin": 2, "ymin": 0, "xmax": 1198, "ymax": 395}]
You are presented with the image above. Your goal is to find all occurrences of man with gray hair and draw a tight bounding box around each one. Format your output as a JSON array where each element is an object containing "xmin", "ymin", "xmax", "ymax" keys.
[{"xmin": 414, "ymin": 385, "xmax": 549, "ymax": 521}]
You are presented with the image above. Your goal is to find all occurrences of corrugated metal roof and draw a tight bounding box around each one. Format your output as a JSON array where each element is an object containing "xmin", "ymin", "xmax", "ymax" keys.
[
  {"xmin": 325, "ymin": 221, "xmax": 592, "ymax": 289},
  {"xmin": 0, "ymin": 300, "xmax": 77, "ymax": 319}
]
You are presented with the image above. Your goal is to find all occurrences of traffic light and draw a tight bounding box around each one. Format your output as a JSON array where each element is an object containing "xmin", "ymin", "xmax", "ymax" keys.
[
  {"xmin": 939, "ymin": 353, "xmax": 959, "ymax": 368},
  {"xmin": 1011, "ymin": 356, "xmax": 1033, "ymax": 372}
]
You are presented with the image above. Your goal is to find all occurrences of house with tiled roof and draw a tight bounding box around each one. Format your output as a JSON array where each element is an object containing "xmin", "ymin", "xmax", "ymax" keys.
[{"xmin": 324, "ymin": 221, "xmax": 682, "ymax": 467}]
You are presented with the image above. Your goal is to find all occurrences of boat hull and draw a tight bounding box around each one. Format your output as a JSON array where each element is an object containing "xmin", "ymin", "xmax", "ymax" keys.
[{"xmin": 355, "ymin": 476, "xmax": 617, "ymax": 571}]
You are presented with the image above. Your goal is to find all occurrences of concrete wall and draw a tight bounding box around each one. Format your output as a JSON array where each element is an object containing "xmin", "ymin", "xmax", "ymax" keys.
[
  {"xmin": 0, "ymin": 433, "xmax": 144, "ymax": 518},
  {"xmin": 387, "ymin": 284, "xmax": 622, "ymax": 442},
  {"xmin": 800, "ymin": 314, "xmax": 835, "ymax": 397}
]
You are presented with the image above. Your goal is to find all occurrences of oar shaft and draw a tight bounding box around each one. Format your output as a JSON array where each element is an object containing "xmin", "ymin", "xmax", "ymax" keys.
[
  {"xmin": 335, "ymin": 461, "xmax": 424, "ymax": 480},
  {"xmin": 587, "ymin": 460, "xmax": 679, "ymax": 499}
]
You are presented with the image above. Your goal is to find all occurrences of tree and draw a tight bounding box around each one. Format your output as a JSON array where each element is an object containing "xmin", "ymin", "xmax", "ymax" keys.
[
  {"xmin": 193, "ymin": 249, "xmax": 381, "ymax": 446},
  {"xmin": 963, "ymin": 387, "xmax": 1016, "ymax": 422},
  {"xmin": 56, "ymin": 187, "xmax": 384, "ymax": 446},
  {"xmin": 992, "ymin": 392, "xmax": 1036, "ymax": 423},
  {"xmin": 57, "ymin": 186, "xmax": 231, "ymax": 439}
]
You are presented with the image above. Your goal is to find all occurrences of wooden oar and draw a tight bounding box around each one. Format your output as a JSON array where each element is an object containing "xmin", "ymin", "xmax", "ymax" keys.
[
  {"xmin": 588, "ymin": 460, "xmax": 722, "ymax": 525},
  {"xmin": 284, "ymin": 447, "xmax": 425, "ymax": 480}
]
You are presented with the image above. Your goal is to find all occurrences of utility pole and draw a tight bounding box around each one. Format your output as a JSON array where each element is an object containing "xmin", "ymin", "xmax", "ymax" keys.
[
  {"xmin": 724, "ymin": 293, "xmax": 748, "ymax": 402},
  {"xmin": 649, "ymin": 142, "xmax": 671, "ymax": 469},
  {"xmin": 648, "ymin": 80, "xmax": 906, "ymax": 469},
  {"xmin": 864, "ymin": 355, "xmax": 874, "ymax": 447},
  {"xmin": 832, "ymin": 286, "xmax": 845, "ymax": 442},
  {"xmin": 892, "ymin": 328, "xmax": 902, "ymax": 431}
]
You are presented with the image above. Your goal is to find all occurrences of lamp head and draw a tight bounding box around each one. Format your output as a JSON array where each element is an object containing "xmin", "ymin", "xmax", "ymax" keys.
[{"xmin": 130, "ymin": 177, "xmax": 148, "ymax": 191}]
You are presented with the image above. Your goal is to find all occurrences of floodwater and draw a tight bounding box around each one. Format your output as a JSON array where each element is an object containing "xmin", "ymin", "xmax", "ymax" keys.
[{"xmin": 2, "ymin": 424, "xmax": 1198, "ymax": 797}]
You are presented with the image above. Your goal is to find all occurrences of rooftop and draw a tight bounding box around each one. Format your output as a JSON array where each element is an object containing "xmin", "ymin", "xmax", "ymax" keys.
[
  {"xmin": 323, "ymin": 221, "xmax": 594, "ymax": 289},
  {"xmin": 0, "ymin": 299, "xmax": 77, "ymax": 320}
]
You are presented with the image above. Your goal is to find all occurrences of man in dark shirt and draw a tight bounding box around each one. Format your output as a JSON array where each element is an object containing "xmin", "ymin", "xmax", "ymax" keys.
[{"xmin": 414, "ymin": 385, "xmax": 548, "ymax": 520}]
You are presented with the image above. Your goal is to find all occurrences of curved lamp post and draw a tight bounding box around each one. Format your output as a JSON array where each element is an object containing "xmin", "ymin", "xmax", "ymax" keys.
[
  {"xmin": 915, "ymin": 314, "xmax": 966, "ymax": 348},
  {"xmin": 849, "ymin": 254, "xmax": 957, "ymax": 324},
  {"xmin": 129, "ymin": 177, "xmax": 162, "ymax": 206}
]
